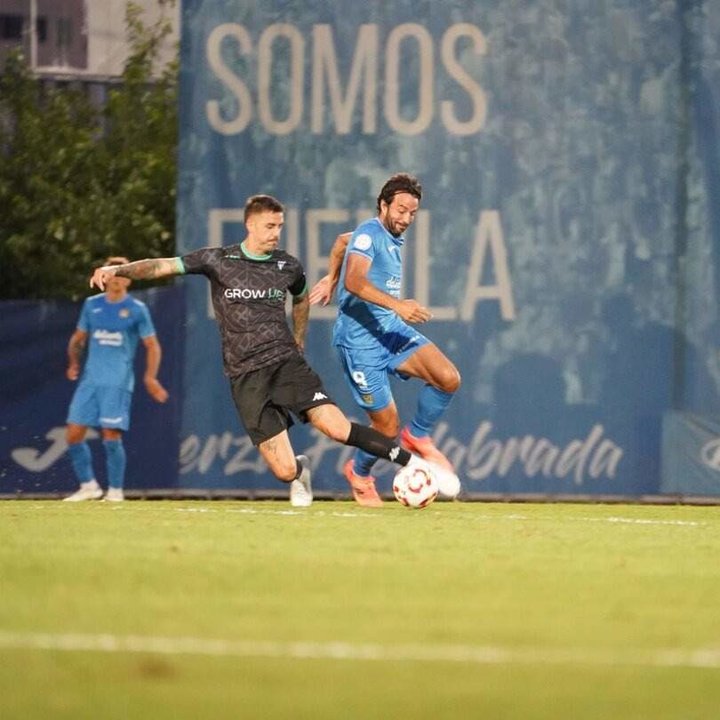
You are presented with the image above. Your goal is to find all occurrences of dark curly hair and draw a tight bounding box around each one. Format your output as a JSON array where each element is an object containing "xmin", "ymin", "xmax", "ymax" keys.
[{"xmin": 376, "ymin": 173, "xmax": 423, "ymax": 213}]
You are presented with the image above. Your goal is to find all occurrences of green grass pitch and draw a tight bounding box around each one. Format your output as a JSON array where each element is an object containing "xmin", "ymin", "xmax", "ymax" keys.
[{"xmin": 1, "ymin": 499, "xmax": 719, "ymax": 719}]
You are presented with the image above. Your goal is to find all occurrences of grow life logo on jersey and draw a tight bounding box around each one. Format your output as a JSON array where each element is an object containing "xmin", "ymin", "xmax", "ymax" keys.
[{"xmin": 223, "ymin": 288, "xmax": 285, "ymax": 300}]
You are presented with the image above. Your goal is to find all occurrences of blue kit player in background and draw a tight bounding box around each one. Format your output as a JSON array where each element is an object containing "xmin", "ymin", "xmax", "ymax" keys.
[
  {"xmin": 64, "ymin": 257, "xmax": 169, "ymax": 502},
  {"xmin": 309, "ymin": 173, "xmax": 461, "ymax": 507}
]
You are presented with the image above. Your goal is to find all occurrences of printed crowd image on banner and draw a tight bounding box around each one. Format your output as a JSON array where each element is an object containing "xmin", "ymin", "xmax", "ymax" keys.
[{"xmin": 176, "ymin": 0, "xmax": 720, "ymax": 496}]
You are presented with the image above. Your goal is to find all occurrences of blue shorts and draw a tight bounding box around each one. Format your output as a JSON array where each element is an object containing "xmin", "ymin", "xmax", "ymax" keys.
[
  {"xmin": 335, "ymin": 327, "xmax": 430, "ymax": 412},
  {"xmin": 66, "ymin": 383, "xmax": 132, "ymax": 431}
]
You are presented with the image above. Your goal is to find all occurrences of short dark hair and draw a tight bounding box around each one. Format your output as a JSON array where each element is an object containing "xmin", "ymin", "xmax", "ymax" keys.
[
  {"xmin": 244, "ymin": 194, "xmax": 284, "ymax": 222},
  {"xmin": 376, "ymin": 173, "xmax": 422, "ymax": 213}
]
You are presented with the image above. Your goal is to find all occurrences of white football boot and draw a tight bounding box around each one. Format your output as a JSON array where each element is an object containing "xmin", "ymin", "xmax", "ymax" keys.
[
  {"xmin": 63, "ymin": 480, "xmax": 103, "ymax": 502},
  {"xmin": 290, "ymin": 455, "xmax": 313, "ymax": 507},
  {"xmin": 104, "ymin": 487, "xmax": 125, "ymax": 502},
  {"xmin": 406, "ymin": 455, "xmax": 461, "ymax": 499}
]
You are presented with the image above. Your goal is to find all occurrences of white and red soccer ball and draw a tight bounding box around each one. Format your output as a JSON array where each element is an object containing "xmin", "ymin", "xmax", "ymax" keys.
[{"xmin": 392, "ymin": 463, "xmax": 439, "ymax": 509}]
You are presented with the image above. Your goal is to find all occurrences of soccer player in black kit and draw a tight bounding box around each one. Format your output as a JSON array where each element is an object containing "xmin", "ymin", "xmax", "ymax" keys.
[{"xmin": 89, "ymin": 194, "xmax": 446, "ymax": 506}]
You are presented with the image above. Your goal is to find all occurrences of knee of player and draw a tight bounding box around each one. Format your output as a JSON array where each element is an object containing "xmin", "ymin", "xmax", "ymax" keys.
[
  {"xmin": 274, "ymin": 460, "xmax": 299, "ymax": 483},
  {"xmin": 377, "ymin": 418, "xmax": 400, "ymax": 438},
  {"xmin": 65, "ymin": 426, "xmax": 86, "ymax": 444},
  {"xmin": 450, "ymin": 367, "xmax": 462, "ymax": 392},
  {"xmin": 309, "ymin": 405, "xmax": 352, "ymax": 443},
  {"xmin": 323, "ymin": 422, "xmax": 350, "ymax": 444},
  {"xmin": 101, "ymin": 428, "xmax": 123, "ymax": 442},
  {"xmin": 437, "ymin": 366, "xmax": 462, "ymax": 394}
]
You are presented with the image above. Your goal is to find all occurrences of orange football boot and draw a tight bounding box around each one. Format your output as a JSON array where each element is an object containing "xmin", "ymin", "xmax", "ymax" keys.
[
  {"xmin": 343, "ymin": 460, "xmax": 383, "ymax": 507},
  {"xmin": 399, "ymin": 427, "xmax": 454, "ymax": 472}
]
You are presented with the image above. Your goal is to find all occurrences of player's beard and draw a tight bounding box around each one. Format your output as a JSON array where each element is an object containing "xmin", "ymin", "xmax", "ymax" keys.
[{"xmin": 383, "ymin": 216, "xmax": 406, "ymax": 237}]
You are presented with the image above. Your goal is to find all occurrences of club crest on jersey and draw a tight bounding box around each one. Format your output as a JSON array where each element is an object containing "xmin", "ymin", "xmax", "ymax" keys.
[
  {"xmin": 353, "ymin": 233, "xmax": 372, "ymax": 251},
  {"xmin": 119, "ymin": 309, "xmax": 130, "ymax": 318},
  {"xmin": 277, "ymin": 261, "xmax": 286, "ymax": 270}
]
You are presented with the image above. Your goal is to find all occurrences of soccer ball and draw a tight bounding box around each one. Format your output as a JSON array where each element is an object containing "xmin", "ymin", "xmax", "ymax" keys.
[{"xmin": 393, "ymin": 463, "xmax": 439, "ymax": 509}]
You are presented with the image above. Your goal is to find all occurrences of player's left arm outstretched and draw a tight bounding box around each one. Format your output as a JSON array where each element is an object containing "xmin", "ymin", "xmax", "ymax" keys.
[{"xmin": 90, "ymin": 257, "xmax": 183, "ymax": 290}]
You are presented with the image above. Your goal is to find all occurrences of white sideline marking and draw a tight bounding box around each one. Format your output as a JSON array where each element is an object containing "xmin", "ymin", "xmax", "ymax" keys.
[
  {"xmin": 0, "ymin": 632, "xmax": 719, "ymax": 669},
  {"xmin": 174, "ymin": 508, "xmax": 705, "ymax": 526},
  {"xmin": 472, "ymin": 514, "xmax": 704, "ymax": 527},
  {"xmin": 583, "ymin": 516, "xmax": 703, "ymax": 527},
  {"xmin": 175, "ymin": 507, "xmax": 378, "ymax": 519}
]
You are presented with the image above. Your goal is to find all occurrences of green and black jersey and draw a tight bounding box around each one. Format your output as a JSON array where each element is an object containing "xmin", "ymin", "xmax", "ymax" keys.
[{"xmin": 180, "ymin": 244, "xmax": 307, "ymax": 377}]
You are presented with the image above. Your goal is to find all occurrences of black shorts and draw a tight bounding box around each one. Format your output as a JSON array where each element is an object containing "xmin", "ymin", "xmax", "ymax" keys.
[{"xmin": 229, "ymin": 353, "xmax": 334, "ymax": 445}]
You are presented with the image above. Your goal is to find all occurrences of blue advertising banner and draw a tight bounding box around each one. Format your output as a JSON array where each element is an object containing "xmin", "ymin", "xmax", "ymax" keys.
[
  {"xmin": 661, "ymin": 411, "xmax": 720, "ymax": 496},
  {"xmin": 176, "ymin": 0, "xmax": 720, "ymax": 496},
  {"xmin": 0, "ymin": 288, "xmax": 184, "ymax": 495}
]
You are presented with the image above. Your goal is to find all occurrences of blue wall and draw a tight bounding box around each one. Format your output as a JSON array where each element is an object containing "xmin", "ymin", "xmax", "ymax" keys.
[
  {"xmin": 3, "ymin": 1, "xmax": 719, "ymax": 497},
  {"xmin": 174, "ymin": 0, "xmax": 720, "ymax": 496}
]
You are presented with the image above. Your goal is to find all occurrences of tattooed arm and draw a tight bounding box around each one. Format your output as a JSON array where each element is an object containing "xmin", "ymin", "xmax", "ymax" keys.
[
  {"xmin": 291, "ymin": 292, "xmax": 310, "ymax": 353},
  {"xmin": 66, "ymin": 329, "xmax": 88, "ymax": 381},
  {"xmin": 90, "ymin": 257, "xmax": 184, "ymax": 291}
]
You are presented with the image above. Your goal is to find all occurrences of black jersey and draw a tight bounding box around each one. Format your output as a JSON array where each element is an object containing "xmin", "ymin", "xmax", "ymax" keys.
[{"xmin": 180, "ymin": 244, "xmax": 307, "ymax": 377}]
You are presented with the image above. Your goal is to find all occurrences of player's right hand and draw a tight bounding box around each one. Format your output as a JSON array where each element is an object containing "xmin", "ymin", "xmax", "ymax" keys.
[
  {"xmin": 395, "ymin": 299, "xmax": 432, "ymax": 324},
  {"xmin": 308, "ymin": 275, "xmax": 334, "ymax": 306},
  {"xmin": 89, "ymin": 266, "xmax": 116, "ymax": 291},
  {"xmin": 66, "ymin": 365, "xmax": 80, "ymax": 381},
  {"xmin": 144, "ymin": 377, "xmax": 169, "ymax": 403}
]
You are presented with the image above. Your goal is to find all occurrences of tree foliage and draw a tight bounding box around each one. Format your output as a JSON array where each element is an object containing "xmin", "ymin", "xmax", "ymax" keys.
[{"xmin": 0, "ymin": 1, "xmax": 178, "ymax": 299}]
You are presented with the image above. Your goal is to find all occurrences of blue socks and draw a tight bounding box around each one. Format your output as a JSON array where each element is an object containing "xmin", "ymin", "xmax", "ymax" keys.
[
  {"xmin": 67, "ymin": 441, "xmax": 95, "ymax": 483},
  {"xmin": 408, "ymin": 385, "xmax": 455, "ymax": 438},
  {"xmin": 103, "ymin": 439, "xmax": 127, "ymax": 490},
  {"xmin": 352, "ymin": 448, "xmax": 379, "ymax": 477},
  {"xmin": 350, "ymin": 385, "xmax": 455, "ymax": 477}
]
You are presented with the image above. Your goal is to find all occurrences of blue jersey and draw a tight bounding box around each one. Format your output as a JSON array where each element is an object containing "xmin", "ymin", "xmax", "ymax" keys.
[
  {"xmin": 333, "ymin": 217, "xmax": 406, "ymax": 349},
  {"xmin": 76, "ymin": 293, "xmax": 156, "ymax": 392}
]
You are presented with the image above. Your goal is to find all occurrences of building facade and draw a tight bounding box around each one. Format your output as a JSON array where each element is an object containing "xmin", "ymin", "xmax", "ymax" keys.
[{"xmin": 0, "ymin": 0, "xmax": 178, "ymax": 77}]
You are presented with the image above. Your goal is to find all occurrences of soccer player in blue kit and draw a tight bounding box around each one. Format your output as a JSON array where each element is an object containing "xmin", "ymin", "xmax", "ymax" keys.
[
  {"xmin": 309, "ymin": 173, "xmax": 461, "ymax": 507},
  {"xmin": 88, "ymin": 195, "xmax": 443, "ymax": 507},
  {"xmin": 64, "ymin": 257, "xmax": 169, "ymax": 502}
]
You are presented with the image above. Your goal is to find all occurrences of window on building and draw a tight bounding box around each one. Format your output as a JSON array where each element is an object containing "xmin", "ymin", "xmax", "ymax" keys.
[
  {"xmin": 57, "ymin": 17, "xmax": 72, "ymax": 50},
  {"xmin": 0, "ymin": 14, "xmax": 24, "ymax": 40},
  {"xmin": 36, "ymin": 17, "xmax": 47, "ymax": 44}
]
